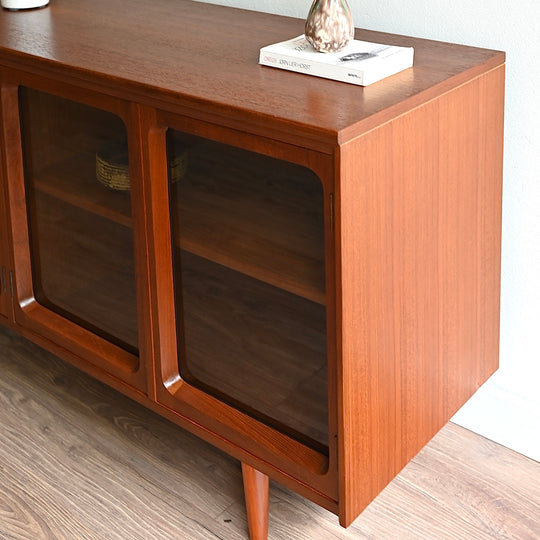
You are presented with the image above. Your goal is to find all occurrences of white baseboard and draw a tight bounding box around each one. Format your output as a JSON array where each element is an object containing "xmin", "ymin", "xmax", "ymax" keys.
[{"xmin": 452, "ymin": 381, "xmax": 540, "ymax": 462}]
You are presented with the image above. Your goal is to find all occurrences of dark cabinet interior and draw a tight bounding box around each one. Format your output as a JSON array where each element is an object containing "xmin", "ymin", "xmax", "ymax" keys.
[
  {"xmin": 166, "ymin": 131, "xmax": 328, "ymax": 449},
  {"xmin": 19, "ymin": 88, "xmax": 139, "ymax": 354}
]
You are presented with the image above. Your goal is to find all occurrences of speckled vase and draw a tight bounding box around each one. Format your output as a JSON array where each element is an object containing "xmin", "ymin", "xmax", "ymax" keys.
[{"xmin": 305, "ymin": 0, "xmax": 354, "ymax": 53}]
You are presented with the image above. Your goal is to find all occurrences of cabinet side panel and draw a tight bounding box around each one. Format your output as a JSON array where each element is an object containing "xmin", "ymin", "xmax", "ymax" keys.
[{"xmin": 337, "ymin": 65, "xmax": 504, "ymax": 525}]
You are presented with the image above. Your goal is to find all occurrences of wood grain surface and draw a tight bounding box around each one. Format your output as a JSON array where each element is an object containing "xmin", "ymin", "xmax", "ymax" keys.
[
  {"xmin": 0, "ymin": 0, "xmax": 505, "ymax": 148},
  {"xmin": 337, "ymin": 64, "xmax": 505, "ymax": 525},
  {"xmin": 0, "ymin": 325, "xmax": 538, "ymax": 540}
]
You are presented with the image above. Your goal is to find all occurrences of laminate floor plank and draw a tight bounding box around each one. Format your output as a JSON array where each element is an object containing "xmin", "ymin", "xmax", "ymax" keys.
[{"xmin": 0, "ymin": 326, "xmax": 538, "ymax": 539}]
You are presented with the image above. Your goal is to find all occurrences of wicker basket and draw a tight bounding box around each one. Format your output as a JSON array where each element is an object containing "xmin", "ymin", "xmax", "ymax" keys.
[{"xmin": 96, "ymin": 140, "xmax": 188, "ymax": 191}]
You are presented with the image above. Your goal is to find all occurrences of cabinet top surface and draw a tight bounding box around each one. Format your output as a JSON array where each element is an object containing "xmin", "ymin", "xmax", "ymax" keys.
[{"xmin": 0, "ymin": 0, "xmax": 504, "ymax": 145}]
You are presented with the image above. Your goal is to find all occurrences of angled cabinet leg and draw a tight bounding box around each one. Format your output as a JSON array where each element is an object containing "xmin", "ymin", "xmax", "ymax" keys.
[{"xmin": 242, "ymin": 462, "xmax": 269, "ymax": 540}]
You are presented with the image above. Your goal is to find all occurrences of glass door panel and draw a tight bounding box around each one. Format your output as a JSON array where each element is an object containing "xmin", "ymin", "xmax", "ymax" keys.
[
  {"xmin": 19, "ymin": 88, "xmax": 138, "ymax": 354},
  {"xmin": 167, "ymin": 130, "xmax": 328, "ymax": 450}
]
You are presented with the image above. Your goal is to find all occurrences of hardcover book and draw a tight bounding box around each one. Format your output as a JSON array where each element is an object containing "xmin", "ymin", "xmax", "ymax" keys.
[{"xmin": 259, "ymin": 35, "xmax": 414, "ymax": 86}]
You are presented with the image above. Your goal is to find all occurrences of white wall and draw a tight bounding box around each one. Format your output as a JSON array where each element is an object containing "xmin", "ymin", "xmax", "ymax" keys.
[{"xmin": 197, "ymin": 0, "xmax": 540, "ymax": 462}]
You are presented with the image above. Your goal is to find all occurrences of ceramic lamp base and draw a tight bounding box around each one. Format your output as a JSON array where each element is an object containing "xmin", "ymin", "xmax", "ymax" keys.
[{"xmin": 1, "ymin": 0, "xmax": 49, "ymax": 9}]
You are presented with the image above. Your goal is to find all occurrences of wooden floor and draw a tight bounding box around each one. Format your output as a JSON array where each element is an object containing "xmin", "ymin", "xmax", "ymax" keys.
[{"xmin": 0, "ymin": 326, "xmax": 538, "ymax": 540}]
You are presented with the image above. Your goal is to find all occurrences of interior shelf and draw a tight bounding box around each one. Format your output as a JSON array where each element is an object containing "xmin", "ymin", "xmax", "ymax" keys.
[
  {"xmin": 33, "ymin": 140, "xmax": 327, "ymax": 304},
  {"xmin": 169, "ymin": 137, "xmax": 327, "ymax": 304},
  {"xmin": 177, "ymin": 250, "xmax": 329, "ymax": 449},
  {"xmin": 33, "ymin": 154, "xmax": 133, "ymax": 228}
]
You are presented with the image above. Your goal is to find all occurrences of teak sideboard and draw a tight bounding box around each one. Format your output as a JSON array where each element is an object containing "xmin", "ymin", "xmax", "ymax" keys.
[{"xmin": 0, "ymin": 1, "xmax": 504, "ymax": 538}]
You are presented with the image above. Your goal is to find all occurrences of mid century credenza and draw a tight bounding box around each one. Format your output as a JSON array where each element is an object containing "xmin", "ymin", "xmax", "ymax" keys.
[{"xmin": 0, "ymin": 1, "xmax": 504, "ymax": 538}]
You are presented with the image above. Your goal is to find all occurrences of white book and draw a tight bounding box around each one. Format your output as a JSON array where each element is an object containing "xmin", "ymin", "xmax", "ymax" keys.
[{"xmin": 259, "ymin": 35, "xmax": 414, "ymax": 86}]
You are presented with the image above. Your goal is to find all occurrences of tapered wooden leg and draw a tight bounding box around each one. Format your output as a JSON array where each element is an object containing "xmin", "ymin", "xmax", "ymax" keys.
[{"xmin": 241, "ymin": 462, "xmax": 269, "ymax": 540}]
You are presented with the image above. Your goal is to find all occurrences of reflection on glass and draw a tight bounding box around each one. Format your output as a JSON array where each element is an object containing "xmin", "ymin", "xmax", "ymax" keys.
[
  {"xmin": 167, "ymin": 129, "xmax": 328, "ymax": 450},
  {"xmin": 19, "ymin": 88, "xmax": 138, "ymax": 354}
]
